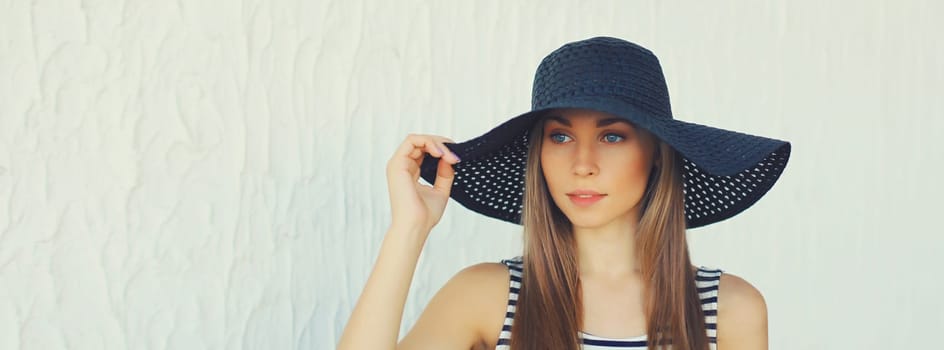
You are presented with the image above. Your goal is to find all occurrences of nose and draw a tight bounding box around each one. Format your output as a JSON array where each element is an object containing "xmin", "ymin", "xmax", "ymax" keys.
[{"xmin": 572, "ymin": 143, "xmax": 599, "ymax": 176}]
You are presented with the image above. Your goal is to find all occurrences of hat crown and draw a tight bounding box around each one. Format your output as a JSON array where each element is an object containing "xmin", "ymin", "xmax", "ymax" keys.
[{"xmin": 531, "ymin": 37, "xmax": 673, "ymax": 119}]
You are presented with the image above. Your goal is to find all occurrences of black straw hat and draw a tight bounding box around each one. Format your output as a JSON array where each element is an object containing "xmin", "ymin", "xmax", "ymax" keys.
[{"xmin": 420, "ymin": 36, "xmax": 791, "ymax": 229}]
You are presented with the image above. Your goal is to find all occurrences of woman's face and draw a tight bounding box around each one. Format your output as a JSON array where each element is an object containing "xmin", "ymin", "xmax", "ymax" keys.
[{"xmin": 540, "ymin": 108, "xmax": 658, "ymax": 229}]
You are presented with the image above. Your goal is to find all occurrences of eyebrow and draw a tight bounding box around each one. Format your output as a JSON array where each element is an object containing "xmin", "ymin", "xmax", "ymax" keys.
[{"xmin": 545, "ymin": 115, "xmax": 630, "ymax": 128}]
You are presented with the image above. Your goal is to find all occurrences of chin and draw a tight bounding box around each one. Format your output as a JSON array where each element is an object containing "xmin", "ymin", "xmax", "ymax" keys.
[
  {"xmin": 562, "ymin": 211, "xmax": 612, "ymax": 229},
  {"xmin": 560, "ymin": 205, "xmax": 641, "ymax": 230}
]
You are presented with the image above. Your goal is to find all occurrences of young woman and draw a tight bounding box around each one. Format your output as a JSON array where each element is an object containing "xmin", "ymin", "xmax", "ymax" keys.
[{"xmin": 338, "ymin": 37, "xmax": 791, "ymax": 350}]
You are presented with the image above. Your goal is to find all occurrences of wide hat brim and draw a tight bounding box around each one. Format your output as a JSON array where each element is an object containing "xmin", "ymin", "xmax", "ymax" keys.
[
  {"xmin": 419, "ymin": 98, "xmax": 791, "ymax": 229},
  {"xmin": 420, "ymin": 36, "xmax": 791, "ymax": 229}
]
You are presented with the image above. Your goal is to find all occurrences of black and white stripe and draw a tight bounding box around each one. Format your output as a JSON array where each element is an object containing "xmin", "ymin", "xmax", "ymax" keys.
[{"xmin": 495, "ymin": 256, "xmax": 722, "ymax": 350}]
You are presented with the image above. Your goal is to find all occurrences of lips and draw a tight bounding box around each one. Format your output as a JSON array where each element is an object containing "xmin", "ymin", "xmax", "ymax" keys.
[
  {"xmin": 566, "ymin": 190, "xmax": 606, "ymax": 207},
  {"xmin": 566, "ymin": 189, "xmax": 604, "ymax": 196}
]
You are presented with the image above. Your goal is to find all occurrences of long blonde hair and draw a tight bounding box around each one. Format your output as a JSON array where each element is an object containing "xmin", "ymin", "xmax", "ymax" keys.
[{"xmin": 510, "ymin": 115, "xmax": 710, "ymax": 350}]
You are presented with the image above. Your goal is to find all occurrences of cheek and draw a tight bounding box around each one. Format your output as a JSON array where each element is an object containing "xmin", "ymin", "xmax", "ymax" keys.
[
  {"xmin": 540, "ymin": 144, "xmax": 562, "ymax": 175},
  {"xmin": 540, "ymin": 153, "xmax": 560, "ymax": 186},
  {"xmin": 612, "ymin": 155, "xmax": 653, "ymax": 192},
  {"xmin": 540, "ymin": 151, "xmax": 570, "ymax": 202},
  {"xmin": 625, "ymin": 155, "xmax": 652, "ymax": 176}
]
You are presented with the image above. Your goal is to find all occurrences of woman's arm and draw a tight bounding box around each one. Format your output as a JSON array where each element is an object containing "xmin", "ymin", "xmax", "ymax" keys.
[
  {"xmin": 338, "ymin": 134, "xmax": 476, "ymax": 350},
  {"xmin": 336, "ymin": 225, "xmax": 430, "ymax": 349},
  {"xmin": 337, "ymin": 226, "xmax": 505, "ymax": 350},
  {"xmin": 397, "ymin": 262, "xmax": 510, "ymax": 350}
]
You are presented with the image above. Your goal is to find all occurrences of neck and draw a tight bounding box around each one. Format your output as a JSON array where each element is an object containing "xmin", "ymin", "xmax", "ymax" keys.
[{"xmin": 574, "ymin": 214, "xmax": 641, "ymax": 280}]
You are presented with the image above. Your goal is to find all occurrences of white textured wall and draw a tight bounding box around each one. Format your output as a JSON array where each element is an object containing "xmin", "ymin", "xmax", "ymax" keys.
[{"xmin": 0, "ymin": 0, "xmax": 941, "ymax": 349}]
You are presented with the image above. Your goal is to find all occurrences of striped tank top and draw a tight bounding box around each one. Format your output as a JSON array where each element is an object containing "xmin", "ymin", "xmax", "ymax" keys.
[{"xmin": 495, "ymin": 256, "xmax": 723, "ymax": 350}]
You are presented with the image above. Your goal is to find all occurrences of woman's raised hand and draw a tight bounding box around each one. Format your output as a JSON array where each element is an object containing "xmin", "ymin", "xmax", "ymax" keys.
[
  {"xmin": 338, "ymin": 136, "xmax": 463, "ymax": 350},
  {"xmin": 385, "ymin": 134, "xmax": 461, "ymax": 234}
]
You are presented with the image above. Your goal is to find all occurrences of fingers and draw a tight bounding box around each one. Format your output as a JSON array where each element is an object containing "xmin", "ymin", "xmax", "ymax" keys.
[
  {"xmin": 387, "ymin": 134, "xmax": 461, "ymax": 184},
  {"xmin": 395, "ymin": 134, "xmax": 460, "ymax": 164},
  {"xmin": 432, "ymin": 156, "xmax": 456, "ymax": 194}
]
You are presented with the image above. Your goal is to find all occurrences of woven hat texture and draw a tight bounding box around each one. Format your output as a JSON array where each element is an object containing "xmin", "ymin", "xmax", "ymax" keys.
[{"xmin": 419, "ymin": 36, "xmax": 791, "ymax": 229}]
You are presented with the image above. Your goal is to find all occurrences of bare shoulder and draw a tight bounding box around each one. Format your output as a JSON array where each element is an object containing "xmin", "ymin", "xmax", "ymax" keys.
[
  {"xmin": 455, "ymin": 262, "xmax": 513, "ymax": 348},
  {"xmin": 716, "ymin": 272, "xmax": 768, "ymax": 349},
  {"xmin": 453, "ymin": 261, "xmax": 513, "ymax": 287},
  {"xmin": 397, "ymin": 262, "xmax": 511, "ymax": 350}
]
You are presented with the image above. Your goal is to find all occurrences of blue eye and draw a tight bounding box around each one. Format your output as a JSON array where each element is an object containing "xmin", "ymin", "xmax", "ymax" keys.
[
  {"xmin": 603, "ymin": 134, "xmax": 625, "ymax": 143},
  {"xmin": 549, "ymin": 133, "xmax": 571, "ymax": 143}
]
